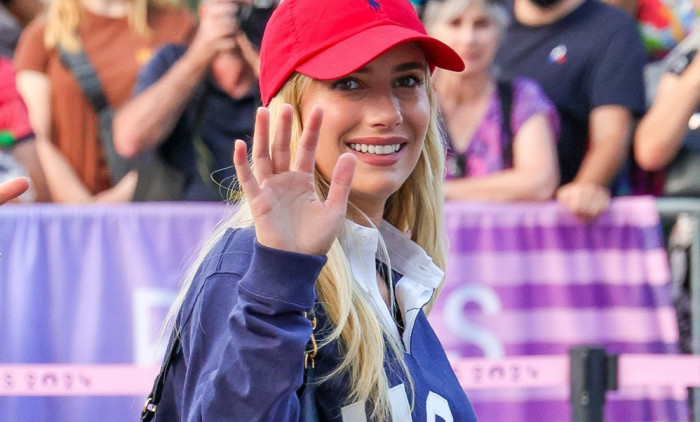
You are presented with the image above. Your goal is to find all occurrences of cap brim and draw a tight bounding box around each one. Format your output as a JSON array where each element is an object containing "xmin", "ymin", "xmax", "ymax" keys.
[{"xmin": 295, "ymin": 24, "xmax": 465, "ymax": 80}]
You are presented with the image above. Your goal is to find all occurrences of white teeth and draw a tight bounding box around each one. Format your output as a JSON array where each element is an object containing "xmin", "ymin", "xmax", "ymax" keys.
[{"xmin": 349, "ymin": 143, "xmax": 401, "ymax": 155}]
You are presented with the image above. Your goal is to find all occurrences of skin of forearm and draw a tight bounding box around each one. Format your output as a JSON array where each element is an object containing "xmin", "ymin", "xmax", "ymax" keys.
[
  {"xmin": 574, "ymin": 107, "xmax": 632, "ymax": 186},
  {"xmin": 635, "ymin": 74, "xmax": 700, "ymax": 170},
  {"xmin": 113, "ymin": 50, "xmax": 211, "ymax": 158},
  {"xmin": 573, "ymin": 137, "xmax": 630, "ymax": 187},
  {"xmin": 444, "ymin": 168, "xmax": 557, "ymax": 201},
  {"xmin": 34, "ymin": 137, "xmax": 93, "ymax": 202},
  {"xmin": 15, "ymin": 72, "xmax": 92, "ymax": 201}
]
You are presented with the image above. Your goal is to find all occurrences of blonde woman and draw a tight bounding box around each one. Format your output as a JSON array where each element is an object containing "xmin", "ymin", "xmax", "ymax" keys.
[
  {"xmin": 425, "ymin": 0, "xmax": 560, "ymax": 202},
  {"xmin": 13, "ymin": 0, "xmax": 194, "ymax": 202},
  {"xmin": 147, "ymin": 0, "xmax": 478, "ymax": 420}
]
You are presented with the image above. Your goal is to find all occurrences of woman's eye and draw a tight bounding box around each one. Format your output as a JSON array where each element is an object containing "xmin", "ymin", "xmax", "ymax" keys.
[
  {"xmin": 396, "ymin": 75, "xmax": 424, "ymax": 88},
  {"xmin": 474, "ymin": 18, "xmax": 492, "ymax": 29},
  {"xmin": 331, "ymin": 78, "xmax": 360, "ymax": 91}
]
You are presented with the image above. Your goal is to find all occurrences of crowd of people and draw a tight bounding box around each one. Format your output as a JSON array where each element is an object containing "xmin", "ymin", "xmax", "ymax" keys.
[
  {"xmin": 0, "ymin": 0, "xmax": 698, "ymax": 419},
  {"xmin": 0, "ymin": 0, "xmax": 697, "ymax": 217}
]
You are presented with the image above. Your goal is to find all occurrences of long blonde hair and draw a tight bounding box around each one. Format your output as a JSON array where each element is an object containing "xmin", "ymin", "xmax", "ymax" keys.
[
  {"xmin": 44, "ymin": 0, "xmax": 171, "ymax": 51},
  {"xmin": 164, "ymin": 70, "xmax": 447, "ymax": 421}
]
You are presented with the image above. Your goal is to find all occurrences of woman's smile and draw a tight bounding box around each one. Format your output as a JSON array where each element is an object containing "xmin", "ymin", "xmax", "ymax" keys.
[{"xmin": 347, "ymin": 136, "xmax": 407, "ymax": 165}]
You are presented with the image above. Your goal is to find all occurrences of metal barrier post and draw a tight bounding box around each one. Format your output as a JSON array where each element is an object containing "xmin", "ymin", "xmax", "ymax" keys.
[
  {"xmin": 570, "ymin": 346, "xmax": 615, "ymax": 422},
  {"xmin": 688, "ymin": 212, "xmax": 700, "ymax": 422},
  {"xmin": 656, "ymin": 198, "xmax": 700, "ymax": 422}
]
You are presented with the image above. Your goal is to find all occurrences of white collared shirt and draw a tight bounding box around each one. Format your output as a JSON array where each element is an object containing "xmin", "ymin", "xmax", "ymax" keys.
[{"xmin": 339, "ymin": 219, "xmax": 444, "ymax": 352}]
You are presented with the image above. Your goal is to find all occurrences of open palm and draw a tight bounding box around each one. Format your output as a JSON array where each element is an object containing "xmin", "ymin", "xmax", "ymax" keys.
[{"xmin": 233, "ymin": 105, "xmax": 356, "ymax": 256}]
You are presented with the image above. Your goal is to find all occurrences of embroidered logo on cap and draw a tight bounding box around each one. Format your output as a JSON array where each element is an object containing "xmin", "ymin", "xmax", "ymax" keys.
[{"xmin": 367, "ymin": 0, "xmax": 380, "ymax": 11}]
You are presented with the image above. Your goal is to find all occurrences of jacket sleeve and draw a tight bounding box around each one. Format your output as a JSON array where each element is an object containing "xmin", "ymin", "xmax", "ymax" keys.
[{"xmin": 179, "ymin": 234, "xmax": 326, "ymax": 421}]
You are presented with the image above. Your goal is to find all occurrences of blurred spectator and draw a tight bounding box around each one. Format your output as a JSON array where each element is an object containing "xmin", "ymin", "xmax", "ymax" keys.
[
  {"xmin": 634, "ymin": 22, "xmax": 700, "ymax": 374},
  {"xmin": 602, "ymin": 0, "xmax": 695, "ymax": 63},
  {"xmin": 0, "ymin": 56, "xmax": 49, "ymax": 202},
  {"xmin": 13, "ymin": 0, "xmax": 195, "ymax": 202},
  {"xmin": 113, "ymin": 0, "xmax": 271, "ymax": 201},
  {"xmin": 637, "ymin": 0, "xmax": 696, "ymax": 62},
  {"xmin": 424, "ymin": 0, "xmax": 560, "ymax": 202},
  {"xmin": 0, "ymin": 0, "xmax": 43, "ymax": 57},
  {"xmin": 599, "ymin": 0, "xmax": 696, "ymax": 196},
  {"xmin": 635, "ymin": 25, "xmax": 700, "ymax": 174},
  {"xmin": 494, "ymin": 0, "xmax": 646, "ymax": 221},
  {"xmin": 1, "ymin": 0, "xmax": 41, "ymax": 26}
]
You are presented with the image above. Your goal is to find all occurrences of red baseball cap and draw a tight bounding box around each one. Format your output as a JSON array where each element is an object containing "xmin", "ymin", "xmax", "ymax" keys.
[{"xmin": 259, "ymin": 0, "xmax": 465, "ymax": 105}]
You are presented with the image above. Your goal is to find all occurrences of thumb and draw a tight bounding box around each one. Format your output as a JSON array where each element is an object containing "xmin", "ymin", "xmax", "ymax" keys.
[{"xmin": 324, "ymin": 153, "xmax": 356, "ymax": 213}]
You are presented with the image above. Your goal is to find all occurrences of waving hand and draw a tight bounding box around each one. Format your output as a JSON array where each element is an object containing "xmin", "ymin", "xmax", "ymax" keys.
[{"xmin": 233, "ymin": 105, "xmax": 356, "ymax": 255}]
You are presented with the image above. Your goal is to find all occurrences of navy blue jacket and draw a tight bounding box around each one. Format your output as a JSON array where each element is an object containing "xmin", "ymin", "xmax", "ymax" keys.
[{"xmin": 154, "ymin": 227, "xmax": 478, "ymax": 421}]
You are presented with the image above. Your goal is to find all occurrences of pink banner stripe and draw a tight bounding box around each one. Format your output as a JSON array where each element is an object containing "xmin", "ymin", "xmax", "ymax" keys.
[
  {"xmin": 0, "ymin": 365, "xmax": 158, "ymax": 396},
  {"xmin": 447, "ymin": 249, "xmax": 670, "ymax": 286},
  {"xmin": 451, "ymin": 355, "xmax": 569, "ymax": 390},
  {"xmin": 619, "ymin": 354, "xmax": 700, "ymax": 388},
  {"xmin": 1, "ymin": 354, "xmax": 699, "ymax": 397},
  {"xmin": 452, "ymin": 354, "xmax": 700, "ymax": 391}
]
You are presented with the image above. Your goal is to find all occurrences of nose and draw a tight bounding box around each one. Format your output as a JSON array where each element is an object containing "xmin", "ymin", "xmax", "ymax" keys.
[
  {"xmin": 367, "ymin": 90, "xmax": 403, "ymax": 128},
  {"xmin": 458, "ymin": 25, "xmax": 477, "ymax": 46}
]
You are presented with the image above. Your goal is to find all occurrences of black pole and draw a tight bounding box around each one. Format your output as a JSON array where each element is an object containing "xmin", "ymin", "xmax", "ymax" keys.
[{"xmin": 570, "ymin": 346, "xmax": 615, "ymax": 422}]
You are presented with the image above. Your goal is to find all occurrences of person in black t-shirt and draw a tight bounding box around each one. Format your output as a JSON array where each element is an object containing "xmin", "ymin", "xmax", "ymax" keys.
[{"xmin": 494, "ymin": 0, "xmax": 646, "ymax": 221}]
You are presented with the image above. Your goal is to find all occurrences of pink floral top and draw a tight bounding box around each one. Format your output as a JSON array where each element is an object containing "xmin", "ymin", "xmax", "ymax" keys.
[{"xmin": 443, "ymin": 77, "xmax": 560, "ymax": 179}]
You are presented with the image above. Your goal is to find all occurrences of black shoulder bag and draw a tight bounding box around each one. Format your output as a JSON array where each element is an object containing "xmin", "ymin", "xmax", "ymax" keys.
[
  {"xmin": 140, "ymin": 309, "xmax": 320, "ymax": 422},
  {"xmin": 58, "ymin": 46, "xmax": 132, "ymax": 184}
]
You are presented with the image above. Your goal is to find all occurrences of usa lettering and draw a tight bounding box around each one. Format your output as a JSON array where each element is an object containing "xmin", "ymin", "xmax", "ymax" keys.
[{"xmin": 340, "ymin": 385, "xmax": 453, "ymax": 421}]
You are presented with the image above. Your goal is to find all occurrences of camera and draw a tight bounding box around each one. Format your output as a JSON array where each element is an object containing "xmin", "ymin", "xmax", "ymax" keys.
[{"xmin": 235, "ymin": 0, "xmax": 277, "ymax": 49}]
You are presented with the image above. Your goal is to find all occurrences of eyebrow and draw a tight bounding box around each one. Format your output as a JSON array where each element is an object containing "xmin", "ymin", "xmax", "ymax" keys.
[
  {"xmin": 352, "ymin": 61, "xmax": 427, "ymax": 74},
  {"xmin": 393, "ymin": 61, "xmax": 427, "ymax": 72}
]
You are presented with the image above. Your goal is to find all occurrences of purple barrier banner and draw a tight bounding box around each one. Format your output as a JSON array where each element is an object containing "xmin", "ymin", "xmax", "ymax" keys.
[
  {"xmin": 0, "ymin": 198, "xmax": 687, "ymax": 421},
  {"xmin": 428, "ymin": 196, "xmax": 688, "ymax": 421},
  {"xmin": 0, "ymin": 203, "xmax": 225, "ymax": 422}
]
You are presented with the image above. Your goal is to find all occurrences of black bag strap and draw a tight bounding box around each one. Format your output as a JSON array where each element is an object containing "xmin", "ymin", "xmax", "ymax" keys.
[
  {"xmin": 299, "ymin": 308, "xmax": 319, "ymax": 421},
  {"xmin": 58, "ymin": 46, "xmax": 110, "ymax": 112},
  {"xmin": 140, "ymin": 309, "xmax": 319, "ymax": 422},
  {"xmin": 140, "ymin": 330, "xmax": 182, "ymax": 422},
  {"xmin": 58, "ymin": 45, "xmax": 131, "ymax": 183},
  {"xmin": 496, "ymin": 79, "xmax": 514, "ymax": 168}
]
